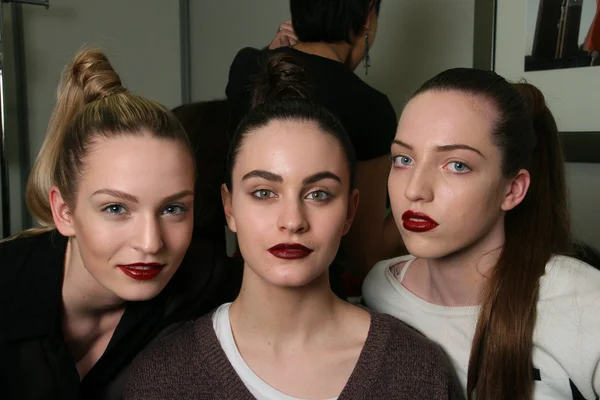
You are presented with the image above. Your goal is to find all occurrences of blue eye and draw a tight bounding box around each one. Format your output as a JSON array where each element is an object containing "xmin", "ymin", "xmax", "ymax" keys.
[
  {"xmin": 252, "ymin": 189, "xmax": 276, "ymax": 200},
  {"xmin": 103, "ymin": 204, "xmax": 126, "ymax": 215},
  {"xmin": 162, "ymin": 205, "xmax": 187, "ymax": 215},
  {"xmin": 447, "ymin": 161, "xmax": 471, "ymax": 173},
  {"xmin": 393, "ymin": 155, "xmax": 413, "ymax": 167},
  {"xmin": 305, "ymin": 190, "xmax": 331, "ymax": 201}
]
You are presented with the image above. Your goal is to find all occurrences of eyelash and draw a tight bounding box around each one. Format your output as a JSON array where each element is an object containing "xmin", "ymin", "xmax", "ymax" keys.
[
  {"xmin": 100, "ymin": 204, "xmax": 188, "ymax": 216},
  {"xmin": 392, "ymin": 155, "xmax": 414, "ymax": 168},
  {"xmin": 391, "ymin": 155, "xmax": 472, "ymax": 174},
  {"xmin": 250, "ymin": 189, "xmax": 333, "ymax": 202},
  {"xmin": 444, "ymin": 161, "xmax": 471, "ymax": 174}
]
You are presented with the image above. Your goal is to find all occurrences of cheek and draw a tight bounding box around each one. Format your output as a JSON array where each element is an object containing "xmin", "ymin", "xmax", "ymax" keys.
[
  {"xmin": 162, "ymin": 219, "xmax": 194, "ymax": 254},
  {"xmin": 73, "ymin": 212, "xmax": 123, "ymax": 260}
]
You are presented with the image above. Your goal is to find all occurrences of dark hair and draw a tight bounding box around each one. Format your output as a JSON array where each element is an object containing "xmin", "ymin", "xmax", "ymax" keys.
[
  {"xmin": 414, "ymin": 68, "xmax": 572, "ymax": 400},
  {"xmin": 572, "ymin": 241, "xmax": 600, "ymax": 269},
  {"xmin": 171, "ymin": 99, "xmax": 230, "ymax": 240},
  {"xmin": 225, "ymin": 53, "xmax": 356, "ymax": 191},
  {"xmin": 291, "ymin": 0, "xmax": 382, "ymax": 44}
]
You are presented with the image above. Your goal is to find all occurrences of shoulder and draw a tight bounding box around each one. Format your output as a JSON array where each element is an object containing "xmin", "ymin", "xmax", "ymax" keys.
[
  {"xmin": 0, "ymin": 231, "xmax": 63, "ymax": 296},
  {"xmin": 363, "ymin": 256, "xmax": 414, "ymax": 302},
  {"xmin": 535, "ymin": 256, "xmax": 600, "ymax": 400},
  {"xmin": 129, "ymin": 312, "xmax": 214, "ymax": 370},
  {"xmin": 365, "ymin": 312, "xmax": 463, "ymax": 397},
  {"xmin": 125, "ymin": 313, "xmax": 218, "ymax": 397},
  {"xmin": 369, "ymin": 312, "xmax": 443, "ymax": 357},
  {"xmin": 228, "ymin": 47, "xmax": 264, "ymax": 80},
  {"xmin": 540, "ymin": 255, "xmax": 600, "ymax": 300}
]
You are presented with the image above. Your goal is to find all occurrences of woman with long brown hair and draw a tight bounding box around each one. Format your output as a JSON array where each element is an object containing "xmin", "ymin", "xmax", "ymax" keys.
[{"xmin": 363, "ymin": 68, "xmax": 600, "ymax": 399}]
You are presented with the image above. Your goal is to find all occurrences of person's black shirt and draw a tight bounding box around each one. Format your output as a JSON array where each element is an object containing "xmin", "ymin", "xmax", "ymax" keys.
[
  {"xmin": 226, "ymin": 46, "xmax": 398, "ymax": 161},
  {"xmin": 0, "ymin": 230, "xmax": 239, "ymax": 399}
]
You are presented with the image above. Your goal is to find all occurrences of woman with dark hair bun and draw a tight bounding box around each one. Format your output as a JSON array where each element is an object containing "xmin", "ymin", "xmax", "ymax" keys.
[
  {"xmin": 124, "ymin": 53, "xmax": 463, "ymax": 400},
  {"xmin": 227, "ymin": 0, "xmax": 403, "ymax": 284}
]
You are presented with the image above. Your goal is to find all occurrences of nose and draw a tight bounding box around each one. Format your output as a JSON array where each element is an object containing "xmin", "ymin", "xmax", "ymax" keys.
[
  {"xmin": 277, "ymin": 197, "xmax": 309, "ymax": 234},
  {"xmin": 132, "ymin": 214, "xmax": 164, "ymax": 254},
  {"xmin": 404, "ymin": 165, "xmax": 434, "ymax": 203}
]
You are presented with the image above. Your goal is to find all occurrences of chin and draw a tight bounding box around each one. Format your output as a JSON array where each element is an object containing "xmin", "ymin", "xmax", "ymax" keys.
[
  {"xmin": 401, "ymin": 234, "xmax": 454, "ymax": 260},
  {"xmin": 261, "ymin": 266, "xmax": 325, "ymax": 289},
  {"xmin": 113, "ymin": 282, "xmax": 168, "ymax": 302}
]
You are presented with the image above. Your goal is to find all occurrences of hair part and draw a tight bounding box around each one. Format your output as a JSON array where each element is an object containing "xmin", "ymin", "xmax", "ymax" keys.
[
  {"xmin": 24, "ymin": 49, "xmax": 191, "ymax": 235},
  {"xmin": 226, "ymin": 53, "xmax": 356, "ymax": 192},
  {"xmin": 291, "ymin": 0, "xmax": 382, "ymax": 44},
  {"xmin": 414, "ymin": 68, "xmax": 572, "ymax": 400}
]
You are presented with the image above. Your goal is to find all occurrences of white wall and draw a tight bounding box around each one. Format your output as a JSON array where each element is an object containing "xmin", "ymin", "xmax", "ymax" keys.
[
  {"xmin": 189, "ymin": 0, "xmax": 290, "ymax": 102},
  {"xmin": 357, "ymin": 0, "xmax": 475, "ymax": 115},
  {"xmin": 190, "ymin": 0, "xmax": 475, "ymax": 116},
  {"xmin": 566, "ymin": 163, "xmax": 600, "ymax": 249},
  {"xmin": 3, "ymin": 0, "xmax": 181, "ymax": 233}
]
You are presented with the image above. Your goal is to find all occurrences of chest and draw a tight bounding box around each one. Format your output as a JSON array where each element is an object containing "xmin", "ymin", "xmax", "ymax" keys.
[{"xmin": 246, "ymin": 346, "xmax": 358, "ymax": 399}]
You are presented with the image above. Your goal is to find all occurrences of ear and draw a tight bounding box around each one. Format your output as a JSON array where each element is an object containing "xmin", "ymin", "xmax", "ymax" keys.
[
  {"xmin": 501, "ymin": 169, "xmax": 530, "ymax": 211},
  {"xmin": 343, "ymin": 189, "xmax": 360, "ymax": 235},
  {"xmin": 221, "ymin": 183, "xmax": 237, "ymax": 233},
  {"xmin": 49, "ymin": 186, "xmax": 76, "ymax": 237},
  {"xmin": 365, "ymin": 0, "xmax": 375, "ymax": 27}
]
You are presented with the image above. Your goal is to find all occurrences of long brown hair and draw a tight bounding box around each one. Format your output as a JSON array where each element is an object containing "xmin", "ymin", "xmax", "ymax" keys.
[
  {"xmin": 414, "ymin": 69, "xmax": 572, "ymax": 400},
  {"xmin": 15, "ymin": 48, "xmax": 190, "ymax": 240}
]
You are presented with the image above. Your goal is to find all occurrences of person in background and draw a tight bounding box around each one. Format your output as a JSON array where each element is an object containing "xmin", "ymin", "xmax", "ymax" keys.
[{"xmin": 227, "ymin": 0, "xmax": 404, "ymax": 285}]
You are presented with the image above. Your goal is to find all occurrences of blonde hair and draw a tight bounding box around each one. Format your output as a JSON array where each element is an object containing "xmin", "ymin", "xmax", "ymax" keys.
[{"xmin": 16, "ymin": 48, "xmax": 190, "ymax": 239}]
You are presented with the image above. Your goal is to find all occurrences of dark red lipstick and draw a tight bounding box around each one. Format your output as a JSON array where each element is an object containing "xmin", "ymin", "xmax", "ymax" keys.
[
  {"xmin": 117, "ymin": 262, "xmax": 165, "ymax": 281},
  {"xmin": 402, "ymin": 211, "xmax": 439, "ymax": 233},
  {"xmin": 268, "ymin": 243, "xmax": 313, "ymax": 259}
]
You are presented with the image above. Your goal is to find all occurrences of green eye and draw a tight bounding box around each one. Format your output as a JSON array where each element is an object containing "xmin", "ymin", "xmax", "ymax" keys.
[
  {"xmin": 252, "ymin": 189, "xmax": 275, "ymax": 199},
  {"xmin": 306, "ymin": 191, "xmax": 331, "ymax": 201}
]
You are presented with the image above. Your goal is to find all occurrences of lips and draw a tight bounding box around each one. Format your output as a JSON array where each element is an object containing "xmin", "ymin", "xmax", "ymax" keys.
[
  {"xmin": 401, "ymin": 211, "xmax": 439, "ymax": 233},
  {"xmin": 267, "ymin": 243, "xmax": 313, "ymax": 259},
  {"xmin": 117, "ymin": 262, "xmax": 166, "ymax": 281}
]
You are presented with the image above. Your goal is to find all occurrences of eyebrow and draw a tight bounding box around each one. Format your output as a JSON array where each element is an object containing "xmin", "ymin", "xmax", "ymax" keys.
[
  {"xmin": 241, "ymin": 170, "xmax": 342, "ymax": 185},
  {"xmin": 242, "ymin": 170, "xmax": 283, "ymax": 183},
  {"xmin": 92, "ymin": 189, "xmax": 194, "ymax": 203},
  {"xmin": 302, "ymin": 171, "xmax": 342, "ymax": 185},
  {"xmin": 392, "ymin": 140, "xmax": 485, "ymax": 159}
]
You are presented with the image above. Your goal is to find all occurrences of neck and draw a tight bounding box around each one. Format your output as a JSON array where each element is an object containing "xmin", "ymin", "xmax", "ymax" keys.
[
  {"xmin": 421, "ymin": 224, "xmax": 506, "ymax": 307},
  {"xmin": 293, "ymin": 41, "xmax": 352, "ymax": 66},
  {"xmin": 62, "ymin": 238, "xmax": 126, "ymax": 319},
  {"xmin": 229, "ymin": 265, "xmax": 341, "ymax": 349}
]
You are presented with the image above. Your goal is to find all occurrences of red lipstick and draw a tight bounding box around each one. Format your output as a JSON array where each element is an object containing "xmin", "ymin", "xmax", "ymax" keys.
[
  {"xmin": 401, "ymin": 211, "xmax": 439, "ymax": 233},
  {"xmin": 117, "ymin": 262, "xmax": 165, "ymax": 281},
  {"xmin": 268, "ymin": 243, "xmax": 313, "ymax": 259}
]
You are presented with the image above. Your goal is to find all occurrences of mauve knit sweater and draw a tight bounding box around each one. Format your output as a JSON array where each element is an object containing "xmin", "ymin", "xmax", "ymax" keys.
[{"xmin": 124, "ymin": 311, "xmax": 464, "ymax": 400}]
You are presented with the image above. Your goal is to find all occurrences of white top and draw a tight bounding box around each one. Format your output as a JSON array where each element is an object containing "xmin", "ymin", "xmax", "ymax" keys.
[
  {"xmin": 363, "ymin": 255, "xmax": 600, "ymax": 400},
  {"xmin": 212, "ymin": 303, "xmax": 338, "ymax": 400}
]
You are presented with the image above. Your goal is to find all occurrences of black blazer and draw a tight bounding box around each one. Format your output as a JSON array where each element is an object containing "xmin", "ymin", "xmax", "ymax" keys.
[{"xmin": 0, "ymin": 230, "xmax": 241, "ymax": 400}]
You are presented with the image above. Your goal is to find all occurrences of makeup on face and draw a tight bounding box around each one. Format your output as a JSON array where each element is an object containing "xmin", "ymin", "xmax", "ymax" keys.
[
  {"xmin": 117, "ymin": 262, "xmax": 166, "ymax": 280},
  {"xmin": 401, "ymin": 210, "xmax": 439, "ymax": 233},
  {"xmin": 267, "ymin": 243, "xmax": 314, "ymax": 259}
]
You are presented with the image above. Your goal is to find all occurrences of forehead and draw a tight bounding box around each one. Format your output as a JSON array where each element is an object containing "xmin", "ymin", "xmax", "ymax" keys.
[
  {"xmin": 397, "ymin": 90, "xmax": 498, "ymax": 149},
  {"xmin": 78, "ymin": 134, "xmax": 194, "ymax": 195},
  {"xmin": 235, "ymin": 119, "xmax": 348, "ymax": 179}
]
